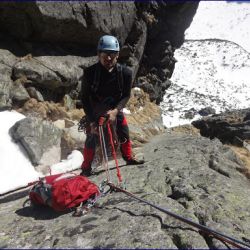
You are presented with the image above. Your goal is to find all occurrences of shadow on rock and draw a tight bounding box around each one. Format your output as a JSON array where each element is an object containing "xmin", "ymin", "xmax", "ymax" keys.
[
  {"xmin": 15, "ymin": 204, "xmax": 71, "ymax": 220},
  {"xmin": 92, "ymin": 163, "xmax": 127, "ymax": 176}
]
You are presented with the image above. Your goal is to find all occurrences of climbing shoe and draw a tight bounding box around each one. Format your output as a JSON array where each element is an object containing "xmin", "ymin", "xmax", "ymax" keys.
[
  {"xmin": 80, "ymin": 168, "xmax": 93, "ymax": 177},
  {"xmin": 126, "ymin": 156, "xmax": 145, "ymax": 165}
]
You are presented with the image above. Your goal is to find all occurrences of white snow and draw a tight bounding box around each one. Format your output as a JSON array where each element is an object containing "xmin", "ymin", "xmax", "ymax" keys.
[
  {"xmin": 185, "ymin": 1, "xmax": 250, "ymax": 52},
  {"xmin": 0, "ymin": 111, "xmax": 41, "ymax": 194},
  {"xmin": 161, "ymin": 1, "xmax": 250, "ymax": 127},
  {"xmin": 0, "ymin": 111, "xmax": 83, "ymax": 195},
  {"xmin": 123, "ymin": 108, "xmax": 131, "ymax": 114},
  {"xmin": 50, "ymin": 150, "xmax": 83, "ymax": 175}
]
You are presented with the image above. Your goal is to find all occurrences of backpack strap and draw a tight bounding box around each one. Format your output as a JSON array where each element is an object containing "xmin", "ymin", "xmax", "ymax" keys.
[
  {"xmin": 116, "ymin": 63, "xmax": 124, "ymax": 97},
  {"xmin": 91, "ymin": 64, "xmax": 101, "ymax": 93}
]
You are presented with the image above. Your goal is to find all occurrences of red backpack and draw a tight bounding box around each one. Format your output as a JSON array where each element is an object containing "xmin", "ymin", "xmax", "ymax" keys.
[{"xmin": 29, "ymin": 173, "xmax": 100, "ymax": 212}]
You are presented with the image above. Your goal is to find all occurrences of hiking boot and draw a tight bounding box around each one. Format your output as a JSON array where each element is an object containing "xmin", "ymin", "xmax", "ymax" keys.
[
  {"xmin": 126, "ymin": 156, "xmax": 145, "ymax": 165},
  {"xmin": 80, "ymin": 168, "xmax": 93, "ymax": 177}
]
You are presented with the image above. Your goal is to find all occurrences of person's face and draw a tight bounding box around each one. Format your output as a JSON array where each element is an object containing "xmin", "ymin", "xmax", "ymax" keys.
[{"xmin": 98, "ymin": 51, "xmax": 119, "ymax": 71}]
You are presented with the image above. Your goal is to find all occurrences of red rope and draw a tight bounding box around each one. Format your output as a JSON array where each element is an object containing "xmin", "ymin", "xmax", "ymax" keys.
[{"xmin": 106, "ymin": 121, "xmax": 122, "ymax": 183}]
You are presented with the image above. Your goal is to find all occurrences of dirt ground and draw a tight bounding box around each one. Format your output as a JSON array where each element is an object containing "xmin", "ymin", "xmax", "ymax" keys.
[{"xmin": 228, "ymin": 145, "xmax": 250, "ymax": 179}]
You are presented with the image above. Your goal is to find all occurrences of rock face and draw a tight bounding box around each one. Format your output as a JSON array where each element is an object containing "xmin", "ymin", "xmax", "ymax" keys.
[
  {"xmin": 10, "ymin": 117, "xmax": 62, "ymax": 166},
  {"xmin": 0, "ymin": 1, "xmax": 199, "ymax": 111},
  {"xmin": 1, "ymin": 3, "xmax": 250, "ymax": 248},
  {"xmin": 126, "ymin": 88, "xmax": 165, "ymax": 146},
  {"xmin": 192, "ymin": 108, "xmax": 250, "ymax": 146},
  {"xmin": 1, "ymin": 131, "xmax": 250, "ymax": 249},
  {"xmin": 7, "ymin": 88, "xmax": 164, "ymax": 169},
  {"xmin": 0, "ymin": 2, "xmax": 199, "ymax": 165},
  {"xmin": 0, "ymin": 49, "xmax": 19, "ymax": 110},
  {"xmin": 0, "ymin": 2, "xmax": 136, "ymax": 46},
  {"xmin": 135, "ymin": 2, "xmax": 199, "ymax": 104}
]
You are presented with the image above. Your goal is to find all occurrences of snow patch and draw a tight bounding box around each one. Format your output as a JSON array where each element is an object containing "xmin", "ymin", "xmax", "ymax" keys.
[
  {"xmin": 0, "ymin": 111, "xmax": 41, "ymax": 194},
  {"xmin": 161, "ymin": 1, "xmax": 250, "ymax": 127},
  {"xmin": 50, "ymin": 150, "xmax": 83, "ymax": 175},
  {"xmin": 123, "ymin": 108, "xmax": 131, "ymax": 114}
]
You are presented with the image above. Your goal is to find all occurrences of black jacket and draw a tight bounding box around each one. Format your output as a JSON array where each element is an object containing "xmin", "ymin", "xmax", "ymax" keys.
[{"xmin": 81, "ymin": 62, "xmax": 132, "ymax": 122}]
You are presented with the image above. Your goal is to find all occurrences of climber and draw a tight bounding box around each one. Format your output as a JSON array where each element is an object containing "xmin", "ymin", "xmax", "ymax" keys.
[{"xmin": 80, "ymin": 35, "xmax": 144, "ymax": 176}]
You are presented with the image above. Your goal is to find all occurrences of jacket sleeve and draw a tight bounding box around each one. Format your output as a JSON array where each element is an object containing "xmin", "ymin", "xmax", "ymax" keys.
[
  {"xmin": 115, "ymin": 68, "xmax": 133, "ymax": 111},
  {"xmin": 81, "ymin": 73, "xmax": 95, "ymax": 122}
]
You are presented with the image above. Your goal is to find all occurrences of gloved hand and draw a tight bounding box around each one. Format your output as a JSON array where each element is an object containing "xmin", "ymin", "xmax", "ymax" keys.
[
  {"xmin": 90, "ymin": 122, "xmax": 98, "ymax": 134},
  {"xmin": 107, "ymin": 108, "xmax": 118, "ymax": 122}
]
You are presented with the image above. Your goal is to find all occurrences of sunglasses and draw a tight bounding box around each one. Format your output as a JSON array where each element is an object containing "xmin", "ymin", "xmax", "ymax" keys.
[{"xmin": 100, "ymin": 51, "xmax": 118, "ymax": 58}]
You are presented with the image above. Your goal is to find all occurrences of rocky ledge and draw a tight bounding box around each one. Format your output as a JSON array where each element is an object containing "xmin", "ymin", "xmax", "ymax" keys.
[{"xmin": 1, "ymin": 130, "xmax": 250, "ymax": 249}]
